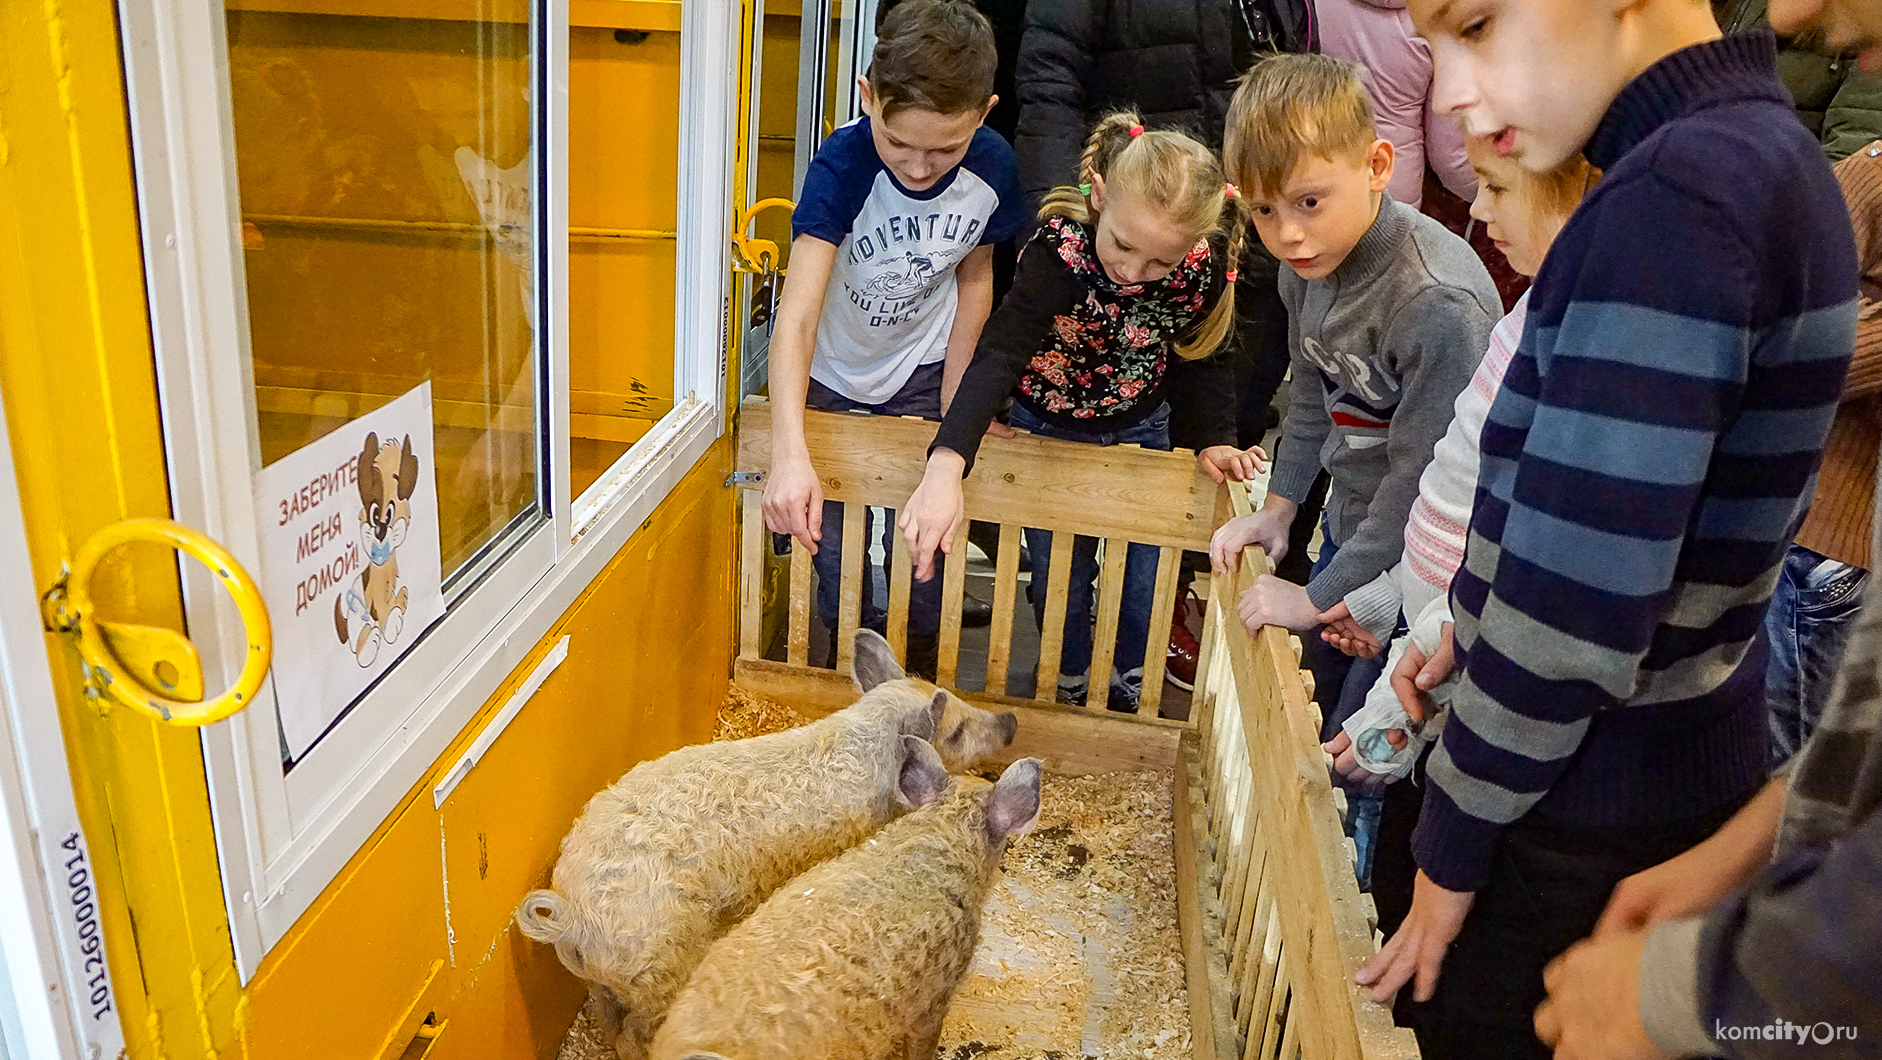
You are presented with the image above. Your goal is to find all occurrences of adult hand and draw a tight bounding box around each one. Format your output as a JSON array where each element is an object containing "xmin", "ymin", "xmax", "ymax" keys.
[
  {"xmin": 1237, "ymin": 574, "xmax": 1320, "ymax": 633},
  {"xmin": 1597, "ymin": 847, "xmax": 1746, "ymax": 938},
  {"xmin": 1534, "ymin": 930, "xmax": 1673, "ymax": 1060},
  {"xmin": 898, "ymin": 452, "xmax": 967, "ymax": 583},
  {"xmin": 1356, "ymin": 871, "xmax": 1475, "ymax": 1004},
  {"xmin": 762, "ymin": 451, "xmax": 824, "ymax": 554},
  {"xmin": 1318, "ymin": 601, "xmax": 1384, "ymax": 658},
  {"xmin": 1391, "ymin": 621, "xmax": 1455, "ymax": 724},
  {"xmin": 1210, "ymin": 497, "xmax": 1297, "ymax": 572},
  {"xmin": 1197, "ymin": 444, "xmax": 1270, "ymax": 484},
  {"xmin": 1596, "ymin": 776, "xmax": 1786, "ymax": 936},
  {"xmin": 1324, "ymin": 730, "xmax": 1401, "ymax": 792}
]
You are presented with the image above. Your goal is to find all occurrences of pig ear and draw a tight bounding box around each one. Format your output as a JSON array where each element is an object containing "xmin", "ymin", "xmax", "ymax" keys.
[
  {"xmin": 896, "ymin": 735, "xmax": 949, "ymax": 808},
  {"xmin": 984, "ymin": 758, "xmax": 1043, "ymax": 842},
  {"xmin": 851, "ymin": 629, "xmax": 905, "ymax": 692},
  {"xmin": 897, "ymin": 689, "xmax": 946, "ymax": 743}
]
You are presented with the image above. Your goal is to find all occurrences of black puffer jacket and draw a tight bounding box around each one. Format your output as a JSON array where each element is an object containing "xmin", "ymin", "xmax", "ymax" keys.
[{"xmin": 1013, "ymin": 0, "xmax": 1313, "ymax": 203}]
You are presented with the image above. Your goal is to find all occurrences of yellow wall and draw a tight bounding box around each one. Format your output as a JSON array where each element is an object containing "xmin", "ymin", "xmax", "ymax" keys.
[
  {"xmin": 569, "ymin": 20, "xmax": 684, "ymax": 494},
  {"xmin": 0, "ymin": 1, "xmax": 738, "ymax": 1058},
  {"xmin": 237, "ymin": 445, "xmax": 734, "ymax": 1060}
]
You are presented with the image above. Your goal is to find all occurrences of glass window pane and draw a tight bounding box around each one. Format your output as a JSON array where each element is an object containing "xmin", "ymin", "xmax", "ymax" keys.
[
  {"xmin": 225, "ymin": 2, "xmax": 540, "ymax": 577},
  {"xmin": 568, "ymin": 19, "xmax": 679, "ymax": 500}
]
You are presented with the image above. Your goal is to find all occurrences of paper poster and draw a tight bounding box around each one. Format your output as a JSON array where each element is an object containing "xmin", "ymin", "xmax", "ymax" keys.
[{"xmin": 255, "ymin": 382, "xmax": 447, "ymax": 762}]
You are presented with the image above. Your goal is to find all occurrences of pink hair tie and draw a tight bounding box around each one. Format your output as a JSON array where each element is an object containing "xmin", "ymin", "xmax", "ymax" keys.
[
  {"xmin": 1226, "ymin": 269, "xmax": 1239, "ymax": 283},
  {"xmin": 1224, "ymin": 182, "xmax": 1239, "ymax": 198},
  {"xmin": 1128, "ymin": 123, "xmax": 1144, "ymax": 138}
]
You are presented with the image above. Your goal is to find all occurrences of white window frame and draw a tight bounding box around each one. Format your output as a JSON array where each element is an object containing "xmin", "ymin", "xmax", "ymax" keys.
[
  {"xmin": 792, "ymin": 0, "xmax": 879, "ymax": 184},
  {"xmin": 117, "ymin": 0, "xmax": 736, "ymax": 977}
]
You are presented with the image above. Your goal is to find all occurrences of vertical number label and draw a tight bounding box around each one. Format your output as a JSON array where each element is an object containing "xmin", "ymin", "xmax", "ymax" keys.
[{"xmin": 59, "ymin": 832, "xmax": 112, "ymax": 1021}]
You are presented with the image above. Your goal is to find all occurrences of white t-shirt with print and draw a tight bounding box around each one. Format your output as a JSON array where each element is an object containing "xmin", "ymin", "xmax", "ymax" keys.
[{"xmin": 792, "ymin": 118, "xmax": 1025, "ymax": 404}]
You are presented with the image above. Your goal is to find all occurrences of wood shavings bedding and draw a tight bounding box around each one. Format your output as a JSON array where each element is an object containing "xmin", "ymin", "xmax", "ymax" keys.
[
  {"xmin": 556, "ymin": 996, "xmax": 612, "ymax": 1060},
  {"xmin": 713, "ymin": 683, "xmax": 809, "ymax": 742},
  {"xmin": 938, "ymin": 770, "xmax": 1189, "ymax": 1060}
]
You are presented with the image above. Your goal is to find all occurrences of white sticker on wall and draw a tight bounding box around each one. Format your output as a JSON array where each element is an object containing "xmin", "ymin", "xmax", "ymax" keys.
[{"xmin": 254, "ymin": 382, "xmax": 447, "ymax": 761}]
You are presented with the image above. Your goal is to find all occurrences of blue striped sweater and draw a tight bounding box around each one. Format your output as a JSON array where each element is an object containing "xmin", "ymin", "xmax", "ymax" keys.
[{"xmin": 1412, "ymin": 31, "xmax": 1860, "ymax": 892}]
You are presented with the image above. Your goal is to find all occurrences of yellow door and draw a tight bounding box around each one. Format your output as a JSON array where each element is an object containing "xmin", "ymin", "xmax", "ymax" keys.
[{"xmin": 0, "ymin": 0, "xmax": 775, "ymax": 1056}]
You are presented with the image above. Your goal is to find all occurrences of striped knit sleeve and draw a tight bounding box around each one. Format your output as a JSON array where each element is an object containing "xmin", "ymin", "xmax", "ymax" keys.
[{"xmin": 1414, "ymin": 172, "xmax": 1768, "ymax": 891}]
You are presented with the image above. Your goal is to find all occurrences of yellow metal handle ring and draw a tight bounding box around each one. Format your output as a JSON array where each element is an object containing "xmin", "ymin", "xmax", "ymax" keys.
[
  {"xmin": 66, "ymin": 518, "xmax": 272, "ymax": 726},
  {"xmin": 733, "ymin": 197, "xmax": 796, "ymax": 274}
]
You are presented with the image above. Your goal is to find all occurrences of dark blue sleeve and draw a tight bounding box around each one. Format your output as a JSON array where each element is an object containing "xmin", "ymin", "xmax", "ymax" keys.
[
  {"xmin": 792, "ymin": 129, "xmax": 868, "ymax": 246},
  {"xmin": 971, "ymin": 129, "xmax": 1030, "ymax": 245}
]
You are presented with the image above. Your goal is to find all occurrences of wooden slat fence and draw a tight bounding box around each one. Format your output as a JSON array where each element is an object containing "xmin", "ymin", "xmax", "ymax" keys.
[{"xmin": 732, "ymin": 396, "xmax": 1419, "ymax": 1060}]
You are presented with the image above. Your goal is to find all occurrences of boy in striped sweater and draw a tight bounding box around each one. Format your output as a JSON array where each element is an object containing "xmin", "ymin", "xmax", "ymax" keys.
[{"xmin": 1363, "ymin": 1, "xmax": 1860, "ymax": 1057}]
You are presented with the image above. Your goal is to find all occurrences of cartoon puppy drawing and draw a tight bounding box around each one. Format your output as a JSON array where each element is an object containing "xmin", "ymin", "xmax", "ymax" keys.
[{"xmin": 334, "ymin": 432, "xmax": 419, "ymax": 667}]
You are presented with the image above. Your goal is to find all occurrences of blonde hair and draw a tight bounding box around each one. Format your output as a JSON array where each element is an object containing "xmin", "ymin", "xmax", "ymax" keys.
[
  {"xmin": 1037, "ymin": 111, "xmax": 1245, "ymax": 360},
  {"xmin": 1223, "ymin": 54, "xmax": 1376, "ymax": 197},
  {"xmin": 1462, "ymin": 135, "xmax": 1600, "ymax": 238}
]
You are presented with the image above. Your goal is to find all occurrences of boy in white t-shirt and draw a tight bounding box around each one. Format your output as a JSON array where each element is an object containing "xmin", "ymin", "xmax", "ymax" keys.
[{"xmin": 762, "ymin": 0, "xmax": 1026, "ymax": 675}]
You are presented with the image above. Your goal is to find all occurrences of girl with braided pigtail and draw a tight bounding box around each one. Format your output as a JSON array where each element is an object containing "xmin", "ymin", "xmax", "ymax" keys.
[{"xmin": 901, "ymin": 111, "xmax": 1266, "ymax": 711}]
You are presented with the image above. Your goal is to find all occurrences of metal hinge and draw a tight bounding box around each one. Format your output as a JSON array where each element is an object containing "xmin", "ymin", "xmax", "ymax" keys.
[{"xmin": 725, "ymin": 471, "xmax": 763, "ymax": 487}]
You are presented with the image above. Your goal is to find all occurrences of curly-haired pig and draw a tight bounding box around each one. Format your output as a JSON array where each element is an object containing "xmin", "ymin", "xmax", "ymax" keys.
[
  {"xmin": 514, "ymin": 629, "xmax": 1018, "ymax": 1060},
  {"xmin": 649, "ymin": 741, "xmax": 1044, "ymax": 1060}
]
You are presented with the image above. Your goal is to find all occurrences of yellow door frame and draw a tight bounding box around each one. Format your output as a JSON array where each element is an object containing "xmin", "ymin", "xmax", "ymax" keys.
[
  {"xmin": 0, "ymin": 2, "xmax": 245, "ymax": 1058},
  {"xmin": 2, "ymin": 0, "xmax": 763, "ymax": 1055}
]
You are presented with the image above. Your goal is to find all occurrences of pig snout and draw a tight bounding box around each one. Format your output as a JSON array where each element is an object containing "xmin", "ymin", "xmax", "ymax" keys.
[{"xmin": 996, "ymin": 712, "xmax": 1017, "ymax": 746}]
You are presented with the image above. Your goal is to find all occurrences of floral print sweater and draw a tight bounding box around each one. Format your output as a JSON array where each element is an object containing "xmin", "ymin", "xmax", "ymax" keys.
[{"xmin": 932, "ymin": 216, "xmax": 1237, "ymax": 472}]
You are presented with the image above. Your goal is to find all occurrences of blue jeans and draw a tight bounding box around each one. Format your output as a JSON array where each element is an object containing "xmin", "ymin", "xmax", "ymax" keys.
[
  {"xmin": 1763, "ymin": 542, "xmax": 1868, "ymax": 765},
  {"xmin": 804, "ymin": 362, "xmax": 944, "ymax": 637},
  {"xmin": 1009, "ymin": 402, "xmax": 1172, "ymax": 703},
  {"xmin": 1303, "ymin": 518, "xmax": 1387, "ymax": 886}
]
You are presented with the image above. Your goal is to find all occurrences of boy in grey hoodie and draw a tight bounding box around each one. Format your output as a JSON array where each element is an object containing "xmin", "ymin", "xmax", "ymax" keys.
[{"xmin": 1210, "ymin": 54, "xmax": 1498, "ymax": 705}]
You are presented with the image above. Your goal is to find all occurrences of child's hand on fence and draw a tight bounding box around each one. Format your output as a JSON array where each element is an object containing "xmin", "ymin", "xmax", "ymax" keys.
[
  {"xmin": 1316, "ymin": 601, "xmax": 1383, "ymax": 658},
  {"xmin": 1209, "ymin": 497, "xmax": 1296, "ymax": 572},
  {"xmin": 763, "ymin": 454, "xmax": 825, "ymax": 554},
  {"xmin": 1357, "ymin": 871, "xmax": 1476, "ymax": 1004},
  {"xmin": 1196, "ymin": 444, "xmax": 1269, "ymax": 484},
  {"xmin": 899, "ymin": 451, "xmax": 968, "ymax": 583},
  {"xmin": 1236, "ymin": 574, "xmax": 1319, "ymax": 633},
  {"xmin": 1324, "ymin": 731, "xmax": 1400, "ymax": 792}
]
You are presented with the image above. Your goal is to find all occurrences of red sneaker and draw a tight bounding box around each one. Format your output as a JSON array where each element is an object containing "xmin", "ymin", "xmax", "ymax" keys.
[{"xmin": 1166, "ymin": 588, "xmax": 1201, "ymax": 691}]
